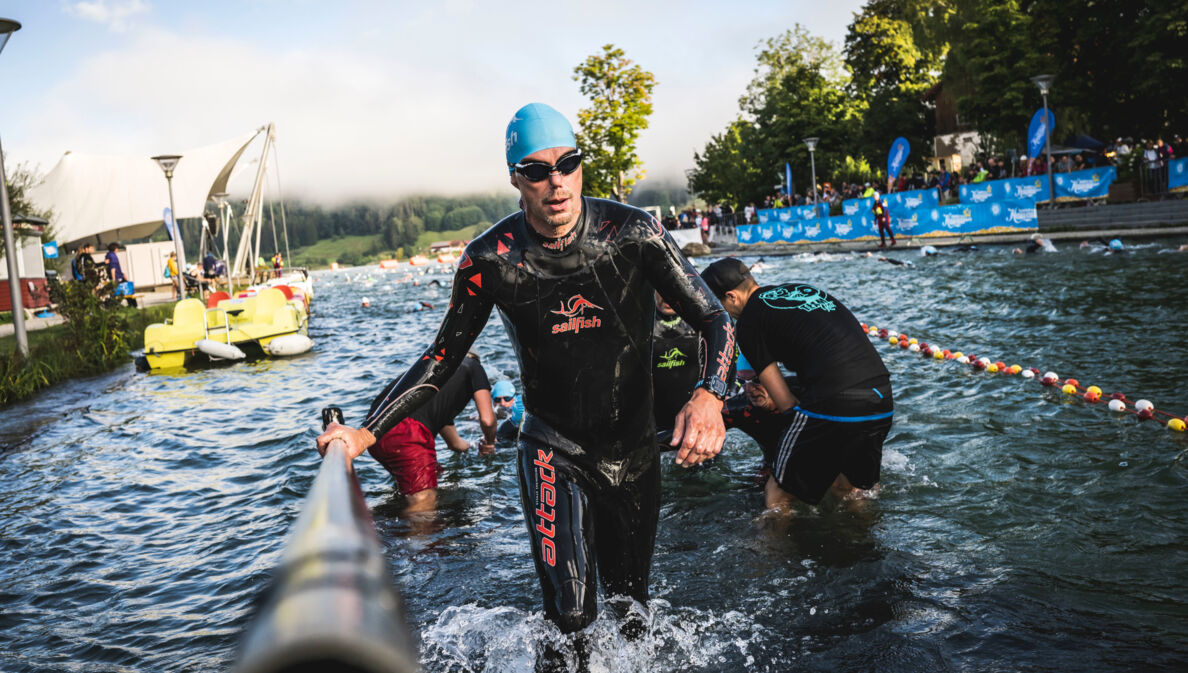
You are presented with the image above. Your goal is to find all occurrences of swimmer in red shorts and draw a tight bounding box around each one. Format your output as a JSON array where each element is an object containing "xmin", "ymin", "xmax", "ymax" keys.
[{"xmin": 366, "ymin": 351, "xmax": 497, "ymax": 513}]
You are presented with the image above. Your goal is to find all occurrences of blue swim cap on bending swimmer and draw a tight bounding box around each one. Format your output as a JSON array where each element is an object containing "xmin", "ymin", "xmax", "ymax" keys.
[
  {"xmin": 505, "ymin": 103, "xmax": 576, "ymax": 168},
  {"xmin": 492, "ymin": 380, "xmax": 516, "ymax": 398},
  {"xmin": 736, "ymin": 352, "xmax": 753, "ymax": 376},
  {"xmin": 1109, "ymin": 238, "xmax": 1123, "ymax": 251}
]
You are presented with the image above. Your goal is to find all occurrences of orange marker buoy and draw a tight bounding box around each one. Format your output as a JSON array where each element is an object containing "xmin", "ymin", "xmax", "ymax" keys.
[
  {"xmin": 1007, "ymin": 364, "xmax": 1022, "ymax": 375},
  {"xmin": 1065, "ymin": 378, "xmax": 1080, "ymax": 388},
  {"xmin": 1084, "ymin": 390, "xmax": 1101, "ymax": 403},
  {"xmin": 943, "ymin": 349, "xmax": 954, "ymax": 359}
]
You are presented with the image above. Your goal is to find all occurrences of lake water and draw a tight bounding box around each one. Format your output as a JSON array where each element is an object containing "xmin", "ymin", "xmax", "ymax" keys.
[{"xmin": 1, "ymin": 240, "xmax": 1186, "ymax": 672}]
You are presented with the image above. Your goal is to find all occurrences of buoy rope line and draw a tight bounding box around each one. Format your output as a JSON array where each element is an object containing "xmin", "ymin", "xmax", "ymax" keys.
[{"xmin": 859, "ymin": 322, "xmax": 1188, "ymax": 433}]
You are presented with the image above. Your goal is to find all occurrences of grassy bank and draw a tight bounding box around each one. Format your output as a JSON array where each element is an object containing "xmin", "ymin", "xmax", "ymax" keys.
[
  {"xmin": 1, "ymin": 302, "xmax": 171, "ymax": 407},
  {"xmin": 289, "ymin": 225, "xmax": 481, "ymax": 269}
]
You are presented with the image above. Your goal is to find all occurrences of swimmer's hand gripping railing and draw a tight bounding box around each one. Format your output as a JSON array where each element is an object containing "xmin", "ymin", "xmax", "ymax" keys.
[{"xmin": 234, "ymin": 407, "xmax": 418, "ymax": 673}]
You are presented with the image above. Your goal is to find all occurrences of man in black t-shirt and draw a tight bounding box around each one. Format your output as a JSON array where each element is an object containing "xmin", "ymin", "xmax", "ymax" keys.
[
  {"xmin": 367, "ymin": 352, "xmax": 497, "ymax": 513},
  {"xmin": 701, "ymin": 258, "xmax": 893, "ymax": 511}
]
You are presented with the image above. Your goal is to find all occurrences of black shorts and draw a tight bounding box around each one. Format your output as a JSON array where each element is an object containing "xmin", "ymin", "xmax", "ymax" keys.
[{"xmin": 768, "ymin": 382, "xmax": 893, "ymax": 505}]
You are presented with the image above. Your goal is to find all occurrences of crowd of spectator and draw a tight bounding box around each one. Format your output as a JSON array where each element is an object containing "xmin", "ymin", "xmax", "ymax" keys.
[{"xmin": 660, "ymin": 134, "xmax": 1184, "ymax": 233}]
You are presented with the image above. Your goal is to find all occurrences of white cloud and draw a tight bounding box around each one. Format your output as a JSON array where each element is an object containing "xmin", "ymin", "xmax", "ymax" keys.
[
  {"xmin": 64, "ymin": 0, "xmax": 150, "ymax": 32},
  {"xmin": 19, "ymin": 1, "xmax": 867, "ymax": 203}
]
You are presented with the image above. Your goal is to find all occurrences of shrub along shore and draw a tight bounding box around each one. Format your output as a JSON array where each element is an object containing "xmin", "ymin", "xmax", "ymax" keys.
[{"xmin": 0, "ymin": 283, "xmax": 171, "ymax": 407}]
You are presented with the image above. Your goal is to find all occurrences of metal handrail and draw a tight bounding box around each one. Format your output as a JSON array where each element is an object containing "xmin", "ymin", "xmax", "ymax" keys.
[{"xmin": 234, "ymin": 408, "xmax": 418, "ymax": 673}]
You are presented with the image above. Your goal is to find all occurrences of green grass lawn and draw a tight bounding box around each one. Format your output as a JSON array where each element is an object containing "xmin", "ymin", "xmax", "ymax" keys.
[{"xmin": 288, "ymin": 225, "xmax": 484, "ymax": 269}]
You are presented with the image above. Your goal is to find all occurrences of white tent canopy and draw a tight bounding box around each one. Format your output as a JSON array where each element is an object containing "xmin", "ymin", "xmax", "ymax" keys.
[{"xmin": 28, "ymin": 128, "xmax": 264, "ymax": 246}]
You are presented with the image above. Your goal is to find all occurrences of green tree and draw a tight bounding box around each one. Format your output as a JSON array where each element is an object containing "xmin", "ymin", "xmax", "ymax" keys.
[
  {"xmin": 845, "ymin": 0, "xmax": 945, "ymax": 173},
  {"xmin": 441, "ymin": 205, "xmax": 486, "ymax": 231},
  {"xmin": 573, "ymin": 44, "xmax": 657, "ymax": 202},
  {"xmin": 942, "ymin": 0, "xmax": 1044, "ymax": 146},
  {"xmin": 1025, "ymin": 0, "xmax": 1188, "ymax": 139},
  {"xmin": 689, "ymin": 26, "xmax": 863, "ymax": 205}
]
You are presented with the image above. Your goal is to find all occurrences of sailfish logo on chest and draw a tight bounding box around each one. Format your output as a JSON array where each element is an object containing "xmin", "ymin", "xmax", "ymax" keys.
[{"xmin": 550, "ymin": 294, "xmax": 603, "ymax": 334}]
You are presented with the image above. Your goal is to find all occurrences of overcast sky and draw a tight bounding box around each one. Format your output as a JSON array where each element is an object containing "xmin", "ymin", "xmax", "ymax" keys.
[{"xmin": 2, "ymin": 0, "xmax": 865, "ymax": 203}]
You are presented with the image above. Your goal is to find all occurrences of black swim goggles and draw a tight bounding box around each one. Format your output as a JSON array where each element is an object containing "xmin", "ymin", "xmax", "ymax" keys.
[{"xmin": 510, "ymin": 150, "xmax": 583, "ymax": 182}]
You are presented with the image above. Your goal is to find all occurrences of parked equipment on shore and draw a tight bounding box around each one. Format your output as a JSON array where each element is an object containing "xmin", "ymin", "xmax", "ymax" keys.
[{"xmin": 142, "ymin": 285, "xmax": 309, "ymax": 370}]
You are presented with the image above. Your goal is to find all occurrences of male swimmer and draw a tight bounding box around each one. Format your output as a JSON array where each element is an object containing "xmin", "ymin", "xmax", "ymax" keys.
[
  {"xmin": 701, "ymin": 258, "xmax": 892, "ymax": 511},
  {"xmin": 366, "ymin": 351, "xmax": 497, "ymax": 513},
  {"xmin": 317, "ymin": 103, "xmax": 735, "ymax": 662}
]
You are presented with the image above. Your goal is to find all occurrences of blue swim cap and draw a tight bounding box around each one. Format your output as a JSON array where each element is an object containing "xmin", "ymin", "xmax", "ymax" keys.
[
  {"xmin": 736, "ymin": 351, "xmax": 753, "ymax": 375},
  {"xmin": 505, "ymin": 103, "xmax": 576, "ymax": 167},
  {"xmin": 492, "ymin": 380, "xmax": 516, "ymax": 398},
  {"xmin": 1109, "ymin": 238, "xmax": 1123, "ymax": 251}
]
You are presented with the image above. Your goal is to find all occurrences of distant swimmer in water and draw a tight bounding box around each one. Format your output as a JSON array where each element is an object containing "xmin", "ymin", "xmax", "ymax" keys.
[
  {"xmin": 701, "ymin": 258, "xmax": 893, "ymax": 512},
  {"xmin": 317, "ymin": 103, "xmax": 735, "ymax": 657},
  {"xmin": 920, "ymin": 245, "xmax": 939, "ymax": 257},
  {"xmin": 1016, "ymin": 233, "xmax": 1056, "ymax": 254},
  {"xmin": 872, "ymin": 254, "xmax": 913, "ymax": 267}
]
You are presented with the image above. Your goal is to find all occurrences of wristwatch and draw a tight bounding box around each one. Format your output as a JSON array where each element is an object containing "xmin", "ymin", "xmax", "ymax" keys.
[{"xmin": 698, "ymin": 376, "xmax": 730, "ymax": 401}]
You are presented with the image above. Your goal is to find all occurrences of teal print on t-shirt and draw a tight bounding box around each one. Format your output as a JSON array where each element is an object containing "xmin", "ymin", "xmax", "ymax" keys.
[{"xmin": 759, "ymin": 285, "xmax": 836, "ymax": 312}]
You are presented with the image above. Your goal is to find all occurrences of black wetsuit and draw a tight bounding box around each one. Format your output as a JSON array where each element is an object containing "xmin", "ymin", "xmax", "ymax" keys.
[
  {"xmin": 362, "ymin": 197, "xmax": 735, "ymax": 633},
  {"xmin": 651, "ymin": 315, "xmax": 703, "ymax": 432}
]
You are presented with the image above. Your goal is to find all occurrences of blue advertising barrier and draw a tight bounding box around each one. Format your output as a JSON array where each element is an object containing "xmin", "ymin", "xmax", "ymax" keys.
[
  {"xmin": 738, "ymin": 200, "xmax": 1036, "ymax": 245},
  {"xmin": 843, "ymin": 197, "xmax": 873, "ymax": 216},
  {"xmin": 756, "ymin": 203, "xmax": 830, "ymax": 224},
  {"xmin": 963, "ymin": 175, "xmax": 1052, "ymax": 204},
  {"xmin": 1168, "ymin": 158, "xmax": 1187, "ymax": 192},
  {"xmin": 885, "ymin": 188, "xmax": 939, "ymax": 211},
  {"xmin": 1000, "ymin": 175, "xmax": 1051, "ymax": 203},
  {"xmin": 1053, "ymin": 166, "xmax": 1115, "ymax": 202},
  {"xmin": 959, "ymin": 180, "xmax": 1002, "ymax": 204}
]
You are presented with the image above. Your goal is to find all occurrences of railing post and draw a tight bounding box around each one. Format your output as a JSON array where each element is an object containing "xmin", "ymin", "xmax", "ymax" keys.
[{"xmin": 235, "ymin": 407, "xmax": 418, "ymax": 673}]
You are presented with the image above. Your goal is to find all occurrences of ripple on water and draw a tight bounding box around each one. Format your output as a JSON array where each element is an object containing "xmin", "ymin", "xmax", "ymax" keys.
[{"xmin": 2, "ymin": 245, "xmax": 1188, "ymax": 671}]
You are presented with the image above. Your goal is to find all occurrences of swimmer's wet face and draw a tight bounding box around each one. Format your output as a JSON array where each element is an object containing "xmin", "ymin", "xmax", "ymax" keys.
[{"xmin": 511, "ymin": 145, "xmax": 583, "ymax": 232}]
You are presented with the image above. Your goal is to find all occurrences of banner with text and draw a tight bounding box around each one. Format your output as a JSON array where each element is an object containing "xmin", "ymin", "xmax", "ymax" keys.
[
  {"xmin": 885, "ymin": 188, "xmax": 940, "ymax": 211},
  {"xmin": 843, "ymin": 197, "xmax": 874, "ymax": 216},
  {"xmin": 756, "ymin": 203, "xmax": 831, "ymax": 224},
  {"xmin": 738, "ymin": 200, "xmax": 1037, "ymax": 244},
  {"xmin": 1053, "ymin": 166, "xmax": 1115, "ymax": 202},
  {"xmin": 961, "ymin": 173, "xmax": 1070, "ymax": 205},
  {"xmin": 1168, "ymin": 157, "xmax": 1188, "ymax": 192}
]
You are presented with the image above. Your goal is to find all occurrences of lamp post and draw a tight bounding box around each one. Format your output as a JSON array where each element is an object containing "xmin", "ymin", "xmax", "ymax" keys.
[
  {"xmin": 0, "ymin": 17, "xmax": 26, "ymax": 357},
  {"xmin": 213, "ymin": 192, "xmax": 231, "ymax": 292},
  {"xmin": 803, "ymin": 137, "xmax": 819, "ymax": 205},
  {"xmin": 151, "ymin": 154, "xmax": 186, "ymax": 296},
  {"xmin": 1031, "ymin": 74, "xmax": 1056, "ymax": 208}
]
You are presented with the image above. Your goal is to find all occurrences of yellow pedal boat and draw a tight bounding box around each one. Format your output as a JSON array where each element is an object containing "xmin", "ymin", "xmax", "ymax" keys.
[{"xmin": 143, "ymin": 287, "xmax": 309, "ymax": 370}]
